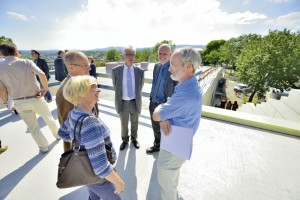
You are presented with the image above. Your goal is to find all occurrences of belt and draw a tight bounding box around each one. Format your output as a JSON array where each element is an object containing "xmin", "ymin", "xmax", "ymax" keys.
[
  {"xmin": 13, "ymin": 96, "xmax": 36, "ymax": 100},
  {"xmin": 122, "ymin": 99, "xmax": 135, "ymax": 102}
]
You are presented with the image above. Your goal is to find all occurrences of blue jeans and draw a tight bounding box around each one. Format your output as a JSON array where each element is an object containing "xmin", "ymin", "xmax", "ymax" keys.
[
  {"xmin": 39, "ymin": 82, "xmax": 52, "ymax": 101},
  {"xmin": 87, "ymin": 181, "xmax": 121, "ymax": 200}
]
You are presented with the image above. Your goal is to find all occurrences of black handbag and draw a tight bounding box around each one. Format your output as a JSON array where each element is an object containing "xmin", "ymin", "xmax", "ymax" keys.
[{"xmin": 56, "ymin": 114, "xmax": 113, "ymax": 188}]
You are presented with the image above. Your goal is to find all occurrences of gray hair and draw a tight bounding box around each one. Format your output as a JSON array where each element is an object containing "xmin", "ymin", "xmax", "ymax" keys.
[
  {"xmin": 175, "ymin": 47, "xmax": 202, "ymax": 72},
  {"xmin": 64, "ymin": 51, "xmax": 87, "ymax": 66},
  {"xmin": 123, "ymin": 45, "xmax": 136, "ymax": 55}
]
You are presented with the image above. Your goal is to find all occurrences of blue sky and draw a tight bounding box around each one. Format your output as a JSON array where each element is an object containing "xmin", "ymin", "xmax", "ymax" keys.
[{"xmin": 0, "ymin": 0, "xmax": 299, "ymax": 50}]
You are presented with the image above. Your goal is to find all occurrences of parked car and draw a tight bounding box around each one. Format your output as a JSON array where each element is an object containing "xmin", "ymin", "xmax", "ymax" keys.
[{"xmin": 234, "ymin": 83, "xmax": 248, "ymax": 92}]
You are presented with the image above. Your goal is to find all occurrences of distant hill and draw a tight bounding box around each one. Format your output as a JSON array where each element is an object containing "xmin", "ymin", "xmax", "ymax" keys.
[
  {"xmin": 20, "ymin": 45, "xmax": 206, "ymax": 54},
  {"xmin": 91, "ymin": 44, "xmax": 205, "ymax": 51},
  {"xmin": 92, "ymin": 46, "xmax": 124, "ymax": 51},
  {"xmin": 176, "ymin": 44, "xmax": 205, "ymax": 50}
]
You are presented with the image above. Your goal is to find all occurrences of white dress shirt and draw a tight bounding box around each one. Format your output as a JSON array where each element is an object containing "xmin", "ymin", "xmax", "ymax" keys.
[{"xmin": 122, "ymin": 64, "xmax": 136, "ymax": 100}]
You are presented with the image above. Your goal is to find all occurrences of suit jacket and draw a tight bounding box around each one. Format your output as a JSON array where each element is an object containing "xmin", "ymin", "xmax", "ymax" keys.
[
  {"xmin": 35, "ymin": 58, "xmax": 50, "ymax": 80},
  {"xmin": 112, "ymin": 64, "xmax": 144, "ymax": 114},
  {"xmin": 54, "ymin": 57, "xmax": 68, "ymax": 82},
  {"xmin": 56, "ymin": 76, "xmax": 99, "ymax": 125},
  {"xmin": 150, "ymin": 62, "xmax": 177, "ymax": 102},
  {"xmin": 56, "ymin": 77, "xmax": 74, "ymax": 125}
]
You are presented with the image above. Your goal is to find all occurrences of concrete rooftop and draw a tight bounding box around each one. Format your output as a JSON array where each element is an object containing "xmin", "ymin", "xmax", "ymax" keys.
[{"xmin": 1, "ymin": 98, "xmax": 300, "ymax": 200}]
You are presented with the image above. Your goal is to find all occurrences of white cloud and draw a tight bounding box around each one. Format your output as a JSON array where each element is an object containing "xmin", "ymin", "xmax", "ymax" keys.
[
  {"xmin": 269, "ymin": 0, "xmax": 291, "ymax": 3},
  {"xmin": 226, "ymin": 11, "xmax": 268, "ymax": 25},
  {"xmin": 6, "ymin": 11, "xmax": 28, "ymax": 21},
  {"xmin": 51, "ymin": 0, "xmax": 272, "ymax": 49},
  {"xmin": 266, "ymin": 12, "xmax": 300, "ymax": 28}
]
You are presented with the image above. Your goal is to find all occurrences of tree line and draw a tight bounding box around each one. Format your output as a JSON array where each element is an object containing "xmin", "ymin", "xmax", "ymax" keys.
[
  {"xmin": 201, "ymin": 29, "xmax": 300, "ymax": 101},
  {"xmin": 1, "ymin": 30, "xmax": 299, "ymax": 102}
]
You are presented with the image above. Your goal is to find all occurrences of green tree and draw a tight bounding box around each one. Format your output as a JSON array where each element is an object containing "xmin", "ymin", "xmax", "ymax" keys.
[
  {"xmin": 236, "ymin": 29, "xmax": 300, "ymax": 102},
  {"xmin": 203, "ymin": 39, "xmax": 225, "ymax": 65},
  {"xmin": 220, "ymin": 34, "xmax": 261, "ymax": 68},
  {"xmin": 0, "ymin": 36, "xmax": 13, "ymax": 44},
  {"xmin": 135, "ymin": 48, "xmax": 152, "ymax": 62},
  {"xmin": 105, "ymin": 49, "xmax": 121, "ymax": 62}
]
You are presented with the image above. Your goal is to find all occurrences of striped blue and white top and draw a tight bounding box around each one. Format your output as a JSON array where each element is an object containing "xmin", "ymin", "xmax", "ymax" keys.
[{"xmin": 58, "ymin": 108, "xmax": 116, "ymax": 179}]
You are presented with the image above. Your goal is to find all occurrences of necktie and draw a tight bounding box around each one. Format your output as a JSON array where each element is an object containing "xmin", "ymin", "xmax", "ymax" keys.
[{"xmin": 127, "ymin": 68, "xmax": 134, "ymax": 99}]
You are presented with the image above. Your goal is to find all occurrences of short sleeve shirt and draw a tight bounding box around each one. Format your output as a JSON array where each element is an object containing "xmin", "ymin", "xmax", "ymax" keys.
[{"xmin": 0, "ymin": 56, "xmax": 42, "ymax": 99}]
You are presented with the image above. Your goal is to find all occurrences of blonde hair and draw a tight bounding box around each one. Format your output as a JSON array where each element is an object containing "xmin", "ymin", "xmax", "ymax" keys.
[{"xmin": 63, "ymin": 75, "xmax": 97, "ymax": 106}]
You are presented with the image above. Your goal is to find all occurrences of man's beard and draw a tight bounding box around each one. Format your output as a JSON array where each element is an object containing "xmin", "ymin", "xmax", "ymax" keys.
[{"xmin": 171, "ymin": 69, "xmax": 184, "ymax": 81}]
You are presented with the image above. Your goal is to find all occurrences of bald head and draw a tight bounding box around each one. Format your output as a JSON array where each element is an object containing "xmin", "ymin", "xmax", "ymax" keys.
[
  {"xmin": 158, "ymin": 44, "xmax": 172, "ymax": 65},
  {"xmin": 64, "ymin": 51, "xmax": 90, "ymax": 76}
]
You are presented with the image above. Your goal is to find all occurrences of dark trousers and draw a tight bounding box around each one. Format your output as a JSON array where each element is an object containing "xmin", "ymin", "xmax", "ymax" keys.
[
  {"xmin": 120, "ymin": 100, "xmax": 139, "ymax": 142},
  {"xmin": 149, "ymin": 101, "xmax": 161, "ymax": 148},
  {"xmin": 39, "ymin": 82, "xmax": 52, "ymax": 101}
]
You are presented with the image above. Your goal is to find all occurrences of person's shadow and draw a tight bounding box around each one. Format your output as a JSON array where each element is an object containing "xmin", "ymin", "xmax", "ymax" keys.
[
  {"xmin": 0, "ymin": 141, "xmax": 60, "ymax": 199},
  {"xmin": 0, "ymin": 110, "xmax": 21, "ymax": 126},
  {"xmin": 146, "ymin": 153, "xmax": 161, "ymax": 200},
  {"xmin": 115, "ymin": 144, "xmax": 138, "ymax": 200}
]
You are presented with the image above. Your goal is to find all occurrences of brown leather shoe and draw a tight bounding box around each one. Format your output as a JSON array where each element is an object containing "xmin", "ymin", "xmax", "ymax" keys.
[{"xmin": 0, "ymin": 145, "xmax": 8, "ymax": 153}]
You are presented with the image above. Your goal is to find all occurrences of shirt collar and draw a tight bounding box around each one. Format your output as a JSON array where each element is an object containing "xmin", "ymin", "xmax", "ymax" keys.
[
  {"xmin": 124, "ymin": 64, "xmax": 134, "ymax": 69},
  {"xmin": 175, "ymin": 76, "xmax": 197, "ymax": 92},
  {"xmin": 161, "ymin": 60, "xmax": 170, "ymax": 68}
]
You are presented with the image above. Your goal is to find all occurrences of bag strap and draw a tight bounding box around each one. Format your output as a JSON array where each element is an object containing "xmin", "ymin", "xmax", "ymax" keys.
[{"xmin": 73, "ymin": 114, "xmax": 89, "ymax": 150}]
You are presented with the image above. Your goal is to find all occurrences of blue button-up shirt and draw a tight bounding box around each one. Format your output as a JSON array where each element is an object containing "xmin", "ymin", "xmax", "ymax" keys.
[
  {"xmin": 150, "ymin": 61, "xmax": 170, "ymax": 103},
  {"xmin": 156, "ymin": 61, "xmax": 169, "ymax": 102},
  {"xmin": 158, "ymin": 76, "xmax": 202, "ymax": 134}
]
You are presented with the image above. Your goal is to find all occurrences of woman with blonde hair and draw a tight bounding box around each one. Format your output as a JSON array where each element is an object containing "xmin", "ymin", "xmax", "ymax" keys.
[{"xmin": 58, "ymin": 75, "xmax": 124, "ymax": 200}]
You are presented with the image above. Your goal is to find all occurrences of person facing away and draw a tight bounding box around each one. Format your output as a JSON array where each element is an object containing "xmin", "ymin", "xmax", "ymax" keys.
[
  {"xmin": 30, "ymin": 50, "xmax": 52, "ymax": 102},
  {"xmin": 153, "ymin": 47, "xmax": 203, "ymax": 200},
  {"xmin": 54, "ymin": 50, "xmax": 68, "ymax": 82},
  {"xmin": 56, "ymin": 50, "xmax": 98, "ymax": 152},
  {"xmin": 111, "ymin": 45, "xmax": 145, "ymax": 151},
  {"xmin": 88, "ymin": 56, "xmax": 97, "ymax": 79},
  {"xmin": 226, "ymin": 100, "xmax": 232, "ymax": 110},
  {"xmin": 58, "ymin": 75, "xmax": 125, "ymax": 200},
  {"xmin": 0, "ymin": 43, "xmax": 60, "ymax": 153},
  {"xmin": 232, "ymin": 100, "xmax": 239, "ymax": 111},
  {"xmin": 146, "ymin": 44, "xmax": 178, "ymax": 154}
]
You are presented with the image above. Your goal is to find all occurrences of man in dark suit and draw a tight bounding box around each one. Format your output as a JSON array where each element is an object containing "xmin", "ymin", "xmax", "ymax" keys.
[
  {"xmin": 146, "ymin": 44, "xmax": 177, "ymax": 154},
  {"xmin": 112, "ymin": 45, "xmax": 144, "ymax": 151},
  {"xmin": 54, "ymin": 50, "xmax": 68, "ymax": 82},
  {"xmin": 31, "ymin": 50, "xmax": 52, "ymax": 102}
]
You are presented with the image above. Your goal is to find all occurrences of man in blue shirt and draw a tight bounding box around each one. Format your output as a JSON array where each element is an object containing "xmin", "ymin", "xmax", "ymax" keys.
[
  {"xmin": 147, "ymin": 44, "xmax": 177, "ymax": 154},
  {"xmin": 153, "ymin": 47, "xmax": 202, "ymax": 200}
]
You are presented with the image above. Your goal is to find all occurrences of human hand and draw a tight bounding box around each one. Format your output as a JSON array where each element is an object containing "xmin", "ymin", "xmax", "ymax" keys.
[
  {"xmin": 36, "ymin": 90, "xmax": 46, "ymax": 98},
  {"xmin": 114, "ymin": 179, "xmax": 125, "ymax": 195},
  {"xmin": 159, "ymin": 120, "xmax": 171, "ymax": 136}
]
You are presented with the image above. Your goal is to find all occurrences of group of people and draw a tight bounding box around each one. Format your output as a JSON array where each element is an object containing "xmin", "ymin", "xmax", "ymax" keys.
[{"xmin": 0, "ymin": 42, "xmax": 203, "ymax": 200}]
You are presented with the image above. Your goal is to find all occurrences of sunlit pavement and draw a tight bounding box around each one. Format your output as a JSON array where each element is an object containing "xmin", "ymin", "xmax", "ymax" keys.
[{"xmin": 1, "ymin": 98, "xmax": 300, "ymax": 200}]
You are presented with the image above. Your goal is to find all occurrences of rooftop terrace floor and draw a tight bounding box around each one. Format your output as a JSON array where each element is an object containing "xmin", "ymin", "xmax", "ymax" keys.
[{"xmin": 1, "ymin": 99, "xmax": 300, "ymax": 200}]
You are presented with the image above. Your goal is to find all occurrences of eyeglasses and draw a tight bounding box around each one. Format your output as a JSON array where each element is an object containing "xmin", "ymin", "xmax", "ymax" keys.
[
  {"xmin": 124, "ymin": 54, "xmax": 135, "ymax": 57},
  {"xmin": 70, "ymin": 63, "xmax": 90, "ymax": 68}
]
